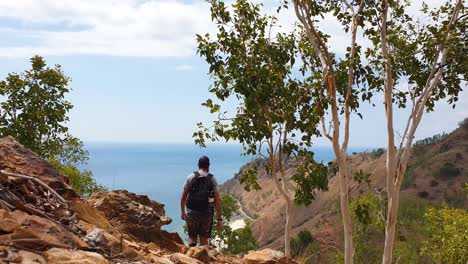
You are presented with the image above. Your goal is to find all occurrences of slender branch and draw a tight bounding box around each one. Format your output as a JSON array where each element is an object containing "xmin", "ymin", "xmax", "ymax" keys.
[{"xmin": 0, "ymin": 170, "xmax": 67, "ymax": 204}]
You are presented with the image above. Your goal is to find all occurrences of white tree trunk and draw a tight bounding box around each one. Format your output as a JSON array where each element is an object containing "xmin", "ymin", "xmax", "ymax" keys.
[
  {"xmin": 337, "ymin": 154, "xmax": 353, "ymax": 263},
  {"xmin": 285, "ymin": 197, "xmax": 293, "ymax": 258},
  {"xmin": 382, "ymin": 183, "xmax": 400, "ymax": 263}
]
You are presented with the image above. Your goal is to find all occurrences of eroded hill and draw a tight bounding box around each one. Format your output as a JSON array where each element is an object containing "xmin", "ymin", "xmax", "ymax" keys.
[{"xmin": 221, "ymin": 120, "xmax": 468, "ymax": 255}]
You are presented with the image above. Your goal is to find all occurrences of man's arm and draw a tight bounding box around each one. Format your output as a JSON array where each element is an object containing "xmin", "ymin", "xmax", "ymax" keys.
[{"xmin": 181, "ymin": 188, "xmax": 188, "ymax": 220}]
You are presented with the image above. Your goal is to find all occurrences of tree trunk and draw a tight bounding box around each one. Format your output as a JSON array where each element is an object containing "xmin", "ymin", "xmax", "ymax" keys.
[
  {"xmin": 285, "ymin": 197, "xmax": 293, "ymax": 258},
  {"xmin": 337, "ymin": 154, "xmax": 353, "ymax": 264},
  {"xmin": 382, "ymin": 187, "xmax": 400, "ymax": 264}
]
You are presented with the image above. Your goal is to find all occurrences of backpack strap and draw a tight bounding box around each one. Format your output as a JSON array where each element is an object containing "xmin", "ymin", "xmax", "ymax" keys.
[{"xmin": 207, "ymin": 174, "xmax": 214, "ymax": 191}]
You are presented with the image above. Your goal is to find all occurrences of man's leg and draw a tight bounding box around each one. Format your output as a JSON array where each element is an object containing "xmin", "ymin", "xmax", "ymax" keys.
[
  {"xmin": 188, "ymin": 237, "xmax": 197, "ymax": 247},
  {"xmin": 187, "ymin": 212, "xmax": 198, "ymax": 247},
  {"xmin": 200, "ymin": 237, "xmax": 209, "ymax": 246},
  {"xmin": 199, "ymin": 212, "xmax": 213, "ymax": 246}
]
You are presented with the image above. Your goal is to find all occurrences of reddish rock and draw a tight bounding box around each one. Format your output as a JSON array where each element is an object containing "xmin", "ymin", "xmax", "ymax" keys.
[
  {"xmin": 87, "ymin": 190, "xmax": 184, "ymax": 252},
  {"xmin": 242, "ymin": 249, "xmax": 285, "ymax": 264},
  {"xmin": 43, "ymin": 248, "xmax": 109, "ymax": 264},
  {"xmin": 186, "ymin": 246, "xmax": 211, "ymax": 264},
  {"xmin": 0, "ymin": 136, "xmax": 76, "ymax": 199},
  {"xmin": 170, "ymin": 253, "xmax": 204, "ymax": 264},
  {"xmin": 0, "ymin": 209, "xmax": 88, "ymax": 251}
]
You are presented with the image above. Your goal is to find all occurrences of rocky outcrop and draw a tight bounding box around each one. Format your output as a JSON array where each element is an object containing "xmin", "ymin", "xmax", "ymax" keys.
[
  {"xmin": 0, "ymin": 136, "xmax": 186, "ymax": 263},
  {"xmin": 87, "ymin": 190, "xmax": 184, "ymax": 252},
  {"xmin": 87, "ymin": 190, "xmax": 172, "ymax": 240}
]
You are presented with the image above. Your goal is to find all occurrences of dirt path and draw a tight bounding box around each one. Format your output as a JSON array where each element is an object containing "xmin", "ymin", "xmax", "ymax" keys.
[{"xmin": 237, "ymin": 200, "xmax": 253, "ymax": 220}]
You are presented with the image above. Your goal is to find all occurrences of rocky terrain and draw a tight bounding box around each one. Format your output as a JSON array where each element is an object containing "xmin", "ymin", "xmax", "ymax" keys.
[
  {"xmin": 221, "ymin": 122, "xmax": 468, "ymax": 252},
  {"xmin": 0, "ymin": 136, "xmax": 297, "ymax": 264}
]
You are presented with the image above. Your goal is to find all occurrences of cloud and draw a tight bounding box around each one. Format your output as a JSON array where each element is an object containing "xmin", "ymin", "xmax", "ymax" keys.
[
  {"xmin": 0, "ymin": 0, "xmax": 451, "ymax": 58},
  {"xmin": 0, "ymin": 0, "xmax": 215, "ymax": 58},
  {"xmin": 175, "ymin": 64, "xmax": 193, "ymax": 71}
]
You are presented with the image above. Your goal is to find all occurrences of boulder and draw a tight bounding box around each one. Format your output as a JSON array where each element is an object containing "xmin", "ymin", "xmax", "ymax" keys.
[
  {"xmin": 170, "ymin": 253, "xmax": 204, "ymax": 264},
  {"xmin": 0, "ymin": 246, "xmax": 46, "ymax": 264},
  {"xmin": 43, "ymin": 248, "xmax": 109, "ymax": 264},
  {"xmin": 69, "ymin": 199, "xmax": 117, "ymax": 234},
  {"xmin": 186, "ymin": 246, "xmax": 211, "ymax": 264},
  {"xmin": 0, "ymin": 209, "xmax": 88, "ymax": 251},
  {"xmin": 87, "ymin": 190, "xmax": 184, "ymax": 252},
  {"xmin": 151, "ymin": 256, "xmax": 176, "ymax": 264},
  {"xmin": 242, "ymin": 249, "xmax": 285, "ymax": 264}
]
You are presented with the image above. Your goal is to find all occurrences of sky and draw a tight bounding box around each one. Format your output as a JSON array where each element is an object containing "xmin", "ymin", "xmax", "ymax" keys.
[{"xmin": 0, "ymin": 0, "xmax": 466, "ymax": 148}]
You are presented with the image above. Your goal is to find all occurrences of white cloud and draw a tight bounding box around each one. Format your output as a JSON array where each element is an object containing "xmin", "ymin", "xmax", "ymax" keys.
[
  {"xmin": 175, "ymin": 64, "xmax": 193, "ymax": 71},
  {"xmin": 0, "ymin": 0, "xmax": 215, "ymax": 57},
  {"xmin": 0, "ymin": 0, "xmax": 454, "ymax": 58}
]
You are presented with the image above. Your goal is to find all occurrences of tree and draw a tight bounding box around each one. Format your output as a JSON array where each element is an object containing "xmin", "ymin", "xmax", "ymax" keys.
[
  {"xmin": 364, "ymin": 0, "xmax": 466, "ymax": 262},
  {"xmin": 0, "ymin": 55, "xmax": 104, "ymax": 196},
  {"xmin": 0, "ymin": 55, "xmax": 73, "ymax": 159},
  {"xmin": 195, "ymin": 0, "xmax": 328, "ymax": 256},
  {"xmin": 293, "ymin": 1, "xmax": 374, "ymax": 263},
  {"xmin": 421, "ymin": 206, "xmax": 468, "ymax": 263},
  {"xmin": 224, "ymin": 222, "xmax": 258, "ymax": 255}
]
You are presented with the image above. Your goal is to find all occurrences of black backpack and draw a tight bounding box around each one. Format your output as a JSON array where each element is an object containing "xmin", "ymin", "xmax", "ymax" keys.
[{"xmin": 186, "ymin": 171, "xmax": 214, "ymax": 212}]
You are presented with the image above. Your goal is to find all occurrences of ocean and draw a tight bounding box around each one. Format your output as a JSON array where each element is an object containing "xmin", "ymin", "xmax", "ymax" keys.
[{"xmin": 85, "ymin": 143, "xmax": 356, "ymax": 236}]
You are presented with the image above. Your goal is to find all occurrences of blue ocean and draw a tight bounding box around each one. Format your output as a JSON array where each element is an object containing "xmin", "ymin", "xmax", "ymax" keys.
[{"xmin": 85, "ymin": 143, "xmax": 356, "ymax": 236}]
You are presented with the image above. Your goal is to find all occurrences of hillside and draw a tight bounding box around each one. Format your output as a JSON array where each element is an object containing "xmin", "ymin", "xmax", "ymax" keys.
[{"xmin": 221, "ymin": 120, "xmax": 468, "ymax": 255}]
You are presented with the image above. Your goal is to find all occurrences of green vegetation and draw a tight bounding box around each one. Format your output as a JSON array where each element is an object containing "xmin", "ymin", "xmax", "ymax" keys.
[
  {"xmin": 414, "ymin": 133, "xmax": 449, "ymax": 148},
  {"xmin": 421, "ymin": 206, "xmax": 468, "ymax": 263},
  {"xmin": 459, "ymin": 118, "xmax": 468, "ymax": 130},
  {"xmin": 401, "ymin": 165, "xmax": 416, "ymax": 190},
  {"xmin": 437, "ymin": 162, "xmax": 461, "ymax": 178},
  {"xmin": 50, "ymin": 159, "xmax": 105, "ymax": 197},
  {"xmin": 291, "ymin": 229, "xmax": 321, "ymax": 264},
  {"xmin": 185, "ymin": 193, "xmax": 258, "ymax": 254},
  {"xmin": 224, "ymin": 223, "xmax": 258, "ymax": 255},
  {"xmin": 0, "ymin": 56, "xmax": 104, "ymax": 196},
  {"xmin": 370, "ymin": 148, "xmax": 386, "ymax": 159},
  {"xmin": 291, "ymin": 229, "xmax": 315, "ymax": 257}
]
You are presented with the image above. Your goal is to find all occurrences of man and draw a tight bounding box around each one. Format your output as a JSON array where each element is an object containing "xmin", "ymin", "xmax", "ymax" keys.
[{"xmin": 181, "ymin": 156, "xmax": 222, "ymax": 247}]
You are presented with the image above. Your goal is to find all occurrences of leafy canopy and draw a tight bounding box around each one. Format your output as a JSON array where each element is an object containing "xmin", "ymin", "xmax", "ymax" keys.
[
  {"xmin": 0, "ymin": 55, "xmax": 73, "ymax": 158},
  {"xmin": 0, "ymin": 55, "xmax": 105, "ymax": 197},
  {"xmin": 195, "ymin": 0, "xmax": 328, "ymax": 205}
]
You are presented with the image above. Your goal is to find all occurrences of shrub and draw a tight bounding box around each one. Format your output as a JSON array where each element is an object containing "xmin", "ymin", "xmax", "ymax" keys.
[
  {"xmin": 402, "ymin": 165, "xmax": 415, "ymax": 190},
  {"xmin": 370, "ymin": 148, "xmax": 386, "ymax": 159},
  {"xmin": 444, "ymin": 189, "xmax": 467, "ymax": 209},
  {"xmin": 225, "ymin": 224, "xmax": 258, "ymax": 255},
  {"xmin": 414, "ymin": 133, "xmax": 448, "ymax": 147},
  {"xmin": 50, "ymin": 159, "xmax": 106, "ymax": 197},
  {"xmin": 459, "ymin": 117, "xmax": 468, "ymax": 130},
  {"xmin": 418, "ymin": 191, "xmax": 429, "ymax": 199},
  {"xmin": 291, "ymin": 229, "xmax": 314, "ymax": 257},
  {"xmin": 437, "ymin": 162, "xmax": 460, "ymax": 178},
  {"xmin": 421, "ymin": 206, "xmax": 468, "ymax": 263}
]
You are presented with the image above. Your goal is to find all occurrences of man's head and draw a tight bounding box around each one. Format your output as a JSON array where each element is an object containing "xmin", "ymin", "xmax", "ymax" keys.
[{"xmin": 198, "ymin": 156, "xmax": 210, "ymax": 170}]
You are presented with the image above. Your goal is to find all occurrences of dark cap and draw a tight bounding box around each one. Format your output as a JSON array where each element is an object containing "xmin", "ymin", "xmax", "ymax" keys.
[{"xmin": 198, "ymin": 156, "xmax": 210, "ymax": 169}]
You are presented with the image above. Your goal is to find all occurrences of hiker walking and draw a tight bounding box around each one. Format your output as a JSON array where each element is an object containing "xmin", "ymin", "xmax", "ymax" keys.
[{"xmin": 181, "ymin": 156, "xmax": 222, "ymax": 247}]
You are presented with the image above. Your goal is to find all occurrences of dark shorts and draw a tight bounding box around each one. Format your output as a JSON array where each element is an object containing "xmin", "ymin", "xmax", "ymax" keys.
[{"xmin": 187, "ymin": 211, "xmax": 213, "ymax": 239}]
